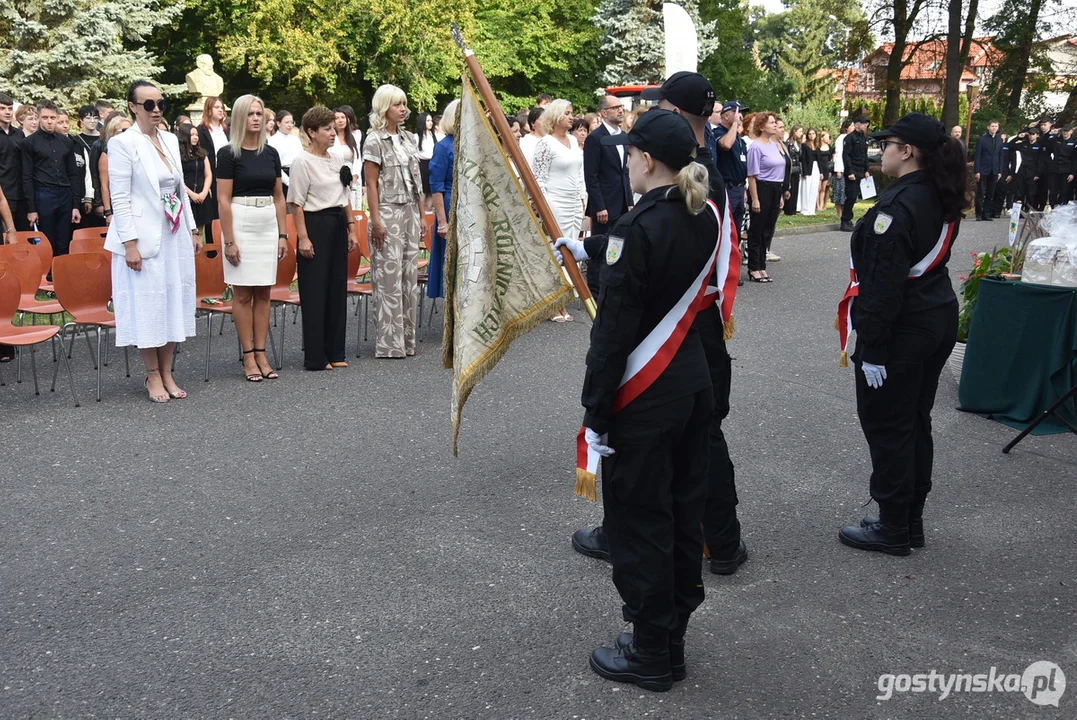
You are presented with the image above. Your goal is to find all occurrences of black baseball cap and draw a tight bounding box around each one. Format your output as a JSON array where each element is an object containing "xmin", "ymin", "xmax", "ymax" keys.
[
  {"xmin": 871, "ymin": 113, "xmax": 946, "ymax": 152},
  {"xmin": 721, "ymin": 101, "xmax": 749, "ymax": 114},
  {"xmin": 1027, "ymin": 126, "xmax": 1041, "ymax": 136},
  {"xmin": 601, "ymin": 108, "xmax": 697, "ymax": 170},
  {"xmin": 1063, "ymin": 124, "xmax": 1074, "ymax": 131},
  {"xmin": 853, "ymin": 115, "xmax": 870, "ymax": 124},
  {"xmin": 640, "ymin": 72, "xmax": 716, "ymax": 117}
]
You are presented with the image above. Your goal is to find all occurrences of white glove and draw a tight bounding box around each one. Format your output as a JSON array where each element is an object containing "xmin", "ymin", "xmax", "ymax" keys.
[
  {"xmin": 861, "ymin": 361, "xmax": 887, "ymax": 389},
  {"xmin": 553, "ymin": 237, "xmax": 588, "ymax": 264},
  {"xmin": 585, "ymin": 427, "xmax": 615, "ymax": 457}
]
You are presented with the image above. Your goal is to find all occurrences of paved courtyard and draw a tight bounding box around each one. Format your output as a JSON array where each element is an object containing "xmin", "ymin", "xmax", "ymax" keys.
[{"xmin": 1, "ymin": 218, "xmax": 1074, "ymax": 718}]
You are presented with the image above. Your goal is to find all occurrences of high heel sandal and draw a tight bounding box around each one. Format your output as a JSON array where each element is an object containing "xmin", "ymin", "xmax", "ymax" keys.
[
  {"xmin": 145, "ymin": 369, "xmax": 170, "ymax": 403},
  {"xmin": 253, "ymin": 349, "xmax": 278, "ymax": 379},
  {"xmin": 242, "ymin": 349, "xmax": 264, "ymax": 382}
]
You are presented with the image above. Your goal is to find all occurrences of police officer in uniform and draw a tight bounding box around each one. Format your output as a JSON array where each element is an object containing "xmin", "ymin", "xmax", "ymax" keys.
[
  {"xmin": 837, "ymin": 114, "xmax": 969, "ymax": 556},
  {"xmin": 1050, "ymin": 124, "xmax": 1074, "ymax": 206},
  {"xmin": 564, "ymin": 74, "xmax": 747, "ymax": 577},
  {"xmin": 573, "ymin": 109, "xmax": 720, "ymax": 691},
  {"xmin": 1018, "ymin": 127, "xmax": 1049, "ymax": 211}
]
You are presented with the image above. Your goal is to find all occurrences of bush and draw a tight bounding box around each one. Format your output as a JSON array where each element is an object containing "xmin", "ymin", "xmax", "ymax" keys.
[{"xmin": 782, "ymin": 100, "xmax": 843, "ymax": 136}]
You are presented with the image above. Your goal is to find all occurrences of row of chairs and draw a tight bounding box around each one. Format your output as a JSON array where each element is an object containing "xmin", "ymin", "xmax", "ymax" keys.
[{"xmin": 1, "ymin": 209, "xmax": 439, "ymax": 405}]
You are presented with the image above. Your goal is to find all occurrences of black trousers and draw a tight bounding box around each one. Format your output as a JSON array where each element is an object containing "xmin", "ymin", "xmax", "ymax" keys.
[
  {"xmin": 1050, "ymin": 173, "xmax": 1073, "ymax": 206},
  {"xmin": 603, "ymin": 388, "xmax": 712, "ymax": 635},
  {"xmin": 586, "ymin": 214, "xmax": 621, "ymax": 297},
  {"xmin": 697, "ymin": 308, "xmax": 740, "ymax": 558},
  {"xmin": 9, "ymin": 198, "xmax": 32, "ymax": 232},
  {"xmin": 296, "ymin": 209, "xmax": 349, "ymax": 369},
  {"xmin": 841, "ymin": 176, "xmax": 860, "ymax": 223},
  {"xmin": 853, "ymin": 303, "xmax": 957, "ymax": 513},
  {"xmin": 783, "ymin": 173, "xmax": 800, "ymax": 215},
  {"xmin": 34, "ymin": 186, "xmax": 74, "ymax": 257},
  {"xmin": 976, "ymin": 173, "xmax": 999, "ymax": 218},
  {"xmin": 747, "ymin": 181, "xmax": 781, "ymax": 272},
  {"xmin": 727, "ymin": 184, "xmax": 747, "ymax": 242},
  {"xmin": 1021, "ymin": 174, "xmax": 1046, "ymax": 211}
]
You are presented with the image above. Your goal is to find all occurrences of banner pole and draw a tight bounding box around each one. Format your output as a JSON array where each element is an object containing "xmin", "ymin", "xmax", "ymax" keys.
[{"xmin": 451, "ymin": 24, "xmax": 597, "ymax": 321}]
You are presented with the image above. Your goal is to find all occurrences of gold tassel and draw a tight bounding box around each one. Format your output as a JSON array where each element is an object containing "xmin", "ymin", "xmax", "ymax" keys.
[
  {"xmin": 575, "ymin": 468, "xmax": 598, "ymax": 502},
  {"xmin": 839, "ymin": 351, "xmax": 848, "ymax": 368},
  {"xmin": 723, "ymin": 316, "xmax": 735, "ymax": 340},
  {"xmin": 833, "ymin": 315, "xmax": 841, "ymax": 332}
]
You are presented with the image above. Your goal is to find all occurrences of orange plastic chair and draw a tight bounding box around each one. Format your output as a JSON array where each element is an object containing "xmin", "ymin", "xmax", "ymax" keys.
[
  {"xmin": 71, "ymin": 227, "xmax": 107, "ymax": 246},
  {"xmin": 0, "ymin": 262, "xmax": 77, "ymax": 404},
  {"xmin": 14, "ymin": 229, "xmax": 54, "ymax": 292},
  {"xmin": 0, "ymin": 245, "xmax": 65, "ymax": 318},
  {"xmin": 194, "ymin": 247, "xmax": 234, "ymax": 381},
  {"xmin": 270, "ymin": 244, "xmax": 300, "ymax": 368},
  {"xmin": 50, "ymin": 251, "xmax": 127, "ymax": 402},
  {"xmin": 70, "ymin": 235, "xmax": 107, "ymax": 255}
]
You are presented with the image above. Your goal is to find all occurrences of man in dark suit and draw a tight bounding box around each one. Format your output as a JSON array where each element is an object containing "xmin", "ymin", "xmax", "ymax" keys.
[
  {"xmin": 973, "ymin": 120, "xmax": 1003, "ymax": 221},
  {"xmin": 583, "ymin": 95, "xmax": 632, "ymax": 296}
]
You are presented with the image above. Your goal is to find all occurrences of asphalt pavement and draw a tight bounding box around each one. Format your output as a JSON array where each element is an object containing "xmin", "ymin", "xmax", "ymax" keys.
[{"xmin": 1, "ymin": 216, "xmax": 1074, "ymax": 719}]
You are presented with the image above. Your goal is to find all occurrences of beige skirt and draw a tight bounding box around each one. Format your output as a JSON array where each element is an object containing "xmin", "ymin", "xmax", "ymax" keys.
[{"xmin": 223, "ymin": 201, "xmax": 278, "ymax": 287}]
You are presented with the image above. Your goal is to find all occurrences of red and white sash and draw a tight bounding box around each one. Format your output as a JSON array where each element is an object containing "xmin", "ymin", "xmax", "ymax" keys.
[
  {"xmin": 577, "ymin": 198, "xmax": 731, "ymax": 494},
  {"xmin": 836, "ymin": 220, "xmax": 956, "ymax": 365}
]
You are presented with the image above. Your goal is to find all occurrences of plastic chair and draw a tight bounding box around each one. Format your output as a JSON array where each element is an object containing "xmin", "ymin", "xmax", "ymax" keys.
[
  {"xmin": 270, "ymin": 244, "xmax": 300, "ymax": 368},
  {"xmin": 14, "ymin": 229, "xmax": 54, "ymax": 292},
  {"xmin": 194, "ymin": 247, "xmax": 278, "ymax": 380},
  {"xmin": 0, "ymin": 245, "xmax": 65, "ymax": 318},
  {"xmin": 0, "ymin": 263, "xmax": 77, "ymax": 404},
  {"xmin": 49, "ymin": 251, "xmax": 128, "ymax": 402},
  {"xmin": 71, "ymin": 227, "xmax": 108, "ymax": 246},
  {"xmin": 351, "ymin": 211, "xmax": 370, "ymax": 281},
  {"xmin": 70, "ymin": 235, "xmax": 107, "ymax": 254}
]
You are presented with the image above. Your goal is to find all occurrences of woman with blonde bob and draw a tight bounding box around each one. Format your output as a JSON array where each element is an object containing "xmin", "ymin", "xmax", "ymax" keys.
[
  {"xmin": 362, "ymin": 84, "xmax": 425, "ymax": 359},
  {"xmin": 216, "ymin": 94, "xmax": 288, "ymax": 382}
]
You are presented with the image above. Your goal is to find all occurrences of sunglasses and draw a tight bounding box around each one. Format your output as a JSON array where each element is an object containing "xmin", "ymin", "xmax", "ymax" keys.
[
  {"xmin": 879, "ymin": 139, "xmax": 907, "ymax": 152},
  {"xmin": 135, "ymin": 99, "xmax": 168, "ymax": 114}
]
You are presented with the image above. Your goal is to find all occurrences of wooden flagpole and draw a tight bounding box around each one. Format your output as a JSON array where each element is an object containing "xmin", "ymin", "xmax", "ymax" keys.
[{"xmin": 451, "ymin": 24, "xmax": 597, "ymax": 321}]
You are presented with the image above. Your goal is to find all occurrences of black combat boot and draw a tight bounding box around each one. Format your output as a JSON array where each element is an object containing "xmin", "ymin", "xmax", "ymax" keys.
[
  {"xmin": 571, "ymin": 525, "xmax": 610, "ymax": 562},
  {"xmin": 590, "ymin": 625, "xmax": 673, "ymax": 692},
  {"xmin": 839, "ymin": 504, "xmax": 911, "ymax": 556},
  {"xmin": 709, "ymin": 539, "xmax": 749, "ymax": 575},
  {"xmin": 860, "ymin": 497, "xmax": 926, "ymax": 547},
  {"xmin": 615, "ymin": 615, "xmax": 689, "ymax": 681}
]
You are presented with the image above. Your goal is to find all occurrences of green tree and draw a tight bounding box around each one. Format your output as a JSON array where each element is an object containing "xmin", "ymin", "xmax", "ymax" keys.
[
  {"xmin": 778, "ymin": 23, "xmax": 831, "ymax": 104},
  {"xmin": 0, "ymin": 0, "xmax": 184, "ymax": 107},
  {"xmin": 593, "ymin": 0, "xmax": 717, "ymax": 86}
]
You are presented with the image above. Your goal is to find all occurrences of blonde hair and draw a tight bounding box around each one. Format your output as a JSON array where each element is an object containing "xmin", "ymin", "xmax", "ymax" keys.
[
  {"xmin": 538, "ymin": 99, "xmax": 572, "ymax": 135},
  {"xmin": 100, "ymin": 112, "xmax": 130, "ymax": 149},
  {"xmin": 229, "ymin": 94, "xmax": 267, "ymax": 156},
  {"xmin": 368, "ymin": 84, "xmax": 409, "ymax": 132},
  {"xmin": 676, "ymin": 161, "xmax": 709, "ymax": 215},
  {"xmin": 440, "ymin": 99, "xmax": 460, "ymax": 136}
]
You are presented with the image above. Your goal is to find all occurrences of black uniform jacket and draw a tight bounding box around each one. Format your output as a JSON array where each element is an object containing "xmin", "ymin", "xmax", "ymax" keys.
[
  {"xmin": 1051, "ymin": 136, "xmax": 1075, "ymax": 174},
  {"xmin": 1017, "ymin": 142, "xmax": 1048, "ymax": 180},
  {"xmin": 851, "ymin": 170, "xmax": 959, "ymax": 365},
  {"xmin": 581, "ymin": 185, "xmax": 718, "ymax": 433},
  {"xmin": 843, "ymin": 131, "xmax": 869, "ymax": 177}
]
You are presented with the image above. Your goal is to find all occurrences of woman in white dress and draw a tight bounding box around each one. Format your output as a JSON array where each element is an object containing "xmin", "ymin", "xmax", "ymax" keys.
[
  {"xmin": 531, "ymin": 99, "xmax": 585, "ymax": 322},
  {"xmin": 331, "ymin": 106, "xmax": 364, "ymax": 208},
  {"xmin": 798, "ymin": 127, "xmax": 819, "ymax": 216},
  {"xmin": 266, "ymin": 109, "xmax": 303, "ymax": 198},
  {"xmin": 105, "ymin": 80, "xmax": 201, "ymax": 402},
  {"xmin": 217, "ymin": 94, "xmax": 288, "ymax": 382}
]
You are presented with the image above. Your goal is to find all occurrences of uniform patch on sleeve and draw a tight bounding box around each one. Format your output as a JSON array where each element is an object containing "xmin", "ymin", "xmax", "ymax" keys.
[
  {"xmin": 873, "ymin": 212, "xmax": 894, "ymax": 235},
  {"xmin": 606, "ymin": 236, "xmax": 625, "ymax": 265}
]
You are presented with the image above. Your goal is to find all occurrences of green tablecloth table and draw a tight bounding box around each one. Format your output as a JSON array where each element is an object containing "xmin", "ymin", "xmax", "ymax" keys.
[{"xmin": 958, "ymin": 279, "xmax": 1077, "ymax": 435}]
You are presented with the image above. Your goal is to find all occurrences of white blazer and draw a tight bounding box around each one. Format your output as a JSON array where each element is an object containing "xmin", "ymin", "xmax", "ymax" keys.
[{"xmin": 104, "ymin": 125, "xmax": 196, "ymax": 259}]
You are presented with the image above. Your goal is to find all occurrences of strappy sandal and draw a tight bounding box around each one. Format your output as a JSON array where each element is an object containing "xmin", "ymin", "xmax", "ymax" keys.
[
  {"xmin": 242, "ymin": 349, "xmax": 263, "ymax": 382},
  {"xmin": 145, "ymin": 369, "xmax": 170, "ymax": 403},
  {"xmin": 253, "ymin": 349, "xmax": 278, "ymax": 379}
]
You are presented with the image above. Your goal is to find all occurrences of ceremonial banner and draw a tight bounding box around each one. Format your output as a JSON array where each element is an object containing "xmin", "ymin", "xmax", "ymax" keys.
[{"xmin": 443, "ymin": 76, "xmax": 574, "ymax": 453}]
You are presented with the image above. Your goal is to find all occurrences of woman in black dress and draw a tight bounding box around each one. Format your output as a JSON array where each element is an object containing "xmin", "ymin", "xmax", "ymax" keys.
[
  {"xmin": 177, "ymin": 123, "xmax": 213, "ymax": 237},
  {"xmin": 816, "ymin": 131, "xmax": 833, "ymax": 213}
]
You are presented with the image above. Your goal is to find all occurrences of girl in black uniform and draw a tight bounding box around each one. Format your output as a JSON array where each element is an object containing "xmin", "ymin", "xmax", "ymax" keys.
[
  {"xmin": 578, "ymin": 109, "xmax": 719, "ymax": 691},
  {"xmin": 837, "ymin": 113, "xmax": 972, "ymax": 556}
]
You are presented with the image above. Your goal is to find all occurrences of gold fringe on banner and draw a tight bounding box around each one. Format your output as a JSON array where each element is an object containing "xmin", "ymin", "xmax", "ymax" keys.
[
  {"xmin": 840, "ymin": 351, "xmax": 849, "ymax": 368},
  {"xmin": 723, "ymin": 316, "xmax": 735, "ymax": 340},
  {"xmin": 575, "ymin": 468, "xmax": 598, "ymax": 502}
]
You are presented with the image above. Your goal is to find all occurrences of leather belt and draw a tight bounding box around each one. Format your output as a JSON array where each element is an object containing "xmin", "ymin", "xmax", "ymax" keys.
[{"xmin": 232, "ymin": 196, "xmax": 273, "ymax": 208}]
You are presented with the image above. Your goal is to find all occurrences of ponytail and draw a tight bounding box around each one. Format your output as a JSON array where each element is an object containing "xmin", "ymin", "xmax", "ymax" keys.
[
  {"xmin": 676, "ymin": 161, "xmax": 709, "ymax": 215},
  {"xmin": 922, "ymin": 136, "xmax": 973, "ymax": 222}
]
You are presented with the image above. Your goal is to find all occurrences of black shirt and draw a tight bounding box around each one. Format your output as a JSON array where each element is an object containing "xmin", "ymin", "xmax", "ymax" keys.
[
  {"xmin": 851, "ymin": 170, "xmax": 959, "ymax": 365},
  {"xmin": 216, "ymin": 145, "xmax": 281, "ymax": 197},
  {"xmin": 0, "ymin": 124, "xmax": 24, "ymax": 202},
  {"xmin": 710, "ymin": 123, "xmax": 748, "ymax": 185},
  {"xmin": 581, "ymin": 185, "xmax": 717, "ymax": 432},
  {"xmin": 843, "ymin": 131, "xmax": 869, "ymax": 177},
  {"xmin": 21, "ymin": 130, "xmax": 81, "ymax": 211}
]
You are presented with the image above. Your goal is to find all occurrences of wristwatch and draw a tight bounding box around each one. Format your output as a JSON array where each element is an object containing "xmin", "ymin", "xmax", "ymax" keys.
[{"xmin": 278, "ymin": 233, "xmax": 288, "ymax": 239}]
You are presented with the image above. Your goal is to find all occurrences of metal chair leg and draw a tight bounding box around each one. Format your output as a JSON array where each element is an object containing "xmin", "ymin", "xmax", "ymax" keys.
[
  {"xmin": 51, "ymin": 323, "xmax": 75, "ymax": 392},
  {"xmin": 16, "ymin": 344, "xmax": 22, "ymax": 383},
  {"xmin": 278, "ymin": 306, "xmax": 286, "ymax": 370},
  {"xmin": 84, "ymin": 326, "xmax": 97, "ymax": 369},
  {"xmin": 204, "ymin": 312, "xmax": 213, "ymax": 382},
  {"xmin": 266, "ymin": 324, "xmax": 279, "ymax": 368},
  {"xmin": 124, "ymin": 346, "xmax": 129, "ymax": 377},
  {"xmin": 96, "ymin": 326, "xmax": 103, "ymax": 402},
  {"xmin": 29, "ymin": 344, "xmax": 39, "ymax": 395},
  {"xmin": 57, "ymin": 336, "xmax": 79, "ymax": 407},
  {"xmin": 364, "ymin": 296, "xmax": 370, "ymax": 341}
]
